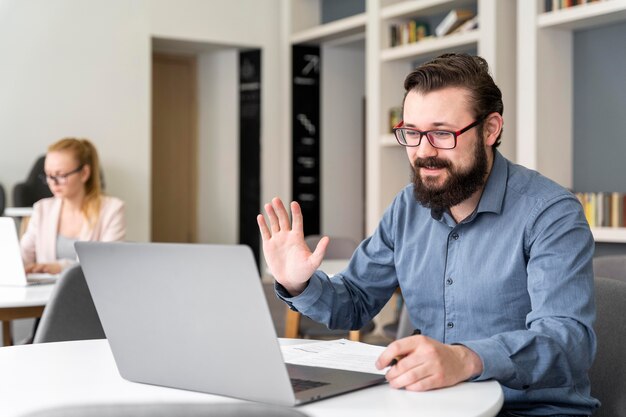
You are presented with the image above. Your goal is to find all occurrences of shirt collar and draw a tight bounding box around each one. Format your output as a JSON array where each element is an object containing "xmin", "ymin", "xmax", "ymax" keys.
[{"xmin": 475, "ymin": 150, "xmax": 507, "ymax": 215}]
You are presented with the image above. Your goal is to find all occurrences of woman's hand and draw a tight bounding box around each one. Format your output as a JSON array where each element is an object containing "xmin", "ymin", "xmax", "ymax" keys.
[{"xmin": 25, "ymin": 262, "xmax": 62, "ymax": 274}]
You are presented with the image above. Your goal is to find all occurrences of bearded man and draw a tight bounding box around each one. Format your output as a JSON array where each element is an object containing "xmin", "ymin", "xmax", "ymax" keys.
[{"xmin": 258, "ymin": 53, "xmax": 598, "ymax": 417}]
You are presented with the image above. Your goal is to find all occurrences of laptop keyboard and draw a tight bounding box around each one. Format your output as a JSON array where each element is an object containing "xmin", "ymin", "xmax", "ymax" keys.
[{"xmin": 290, "ymin": 378, "xmax": 330, "ymax": 393}]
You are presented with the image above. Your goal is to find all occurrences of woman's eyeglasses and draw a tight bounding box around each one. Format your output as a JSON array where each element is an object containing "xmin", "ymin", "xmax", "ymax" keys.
[{"xmin": 39, "ymin": 165, "xmax": 84, "ymax": 186}]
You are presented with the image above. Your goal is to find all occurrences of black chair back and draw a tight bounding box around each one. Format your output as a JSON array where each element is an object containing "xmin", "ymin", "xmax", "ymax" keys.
[{"xmin": 12, "ymin": 155, "xmax": 52, "ymax": 207}]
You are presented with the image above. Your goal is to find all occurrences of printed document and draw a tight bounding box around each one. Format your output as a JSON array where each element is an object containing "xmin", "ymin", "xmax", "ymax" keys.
[{"xmin": 281, "ymin": 338, "xmax": 387, "ymax": 375}]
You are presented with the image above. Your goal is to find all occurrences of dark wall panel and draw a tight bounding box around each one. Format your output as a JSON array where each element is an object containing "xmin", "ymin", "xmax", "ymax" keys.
[
  {"xmin": 239, "ymin": 49, "xmax": 261, "ymax": 267},
  {"xmin": 292, "ymin": 45, "xmax": 320, "ymax": 237}
]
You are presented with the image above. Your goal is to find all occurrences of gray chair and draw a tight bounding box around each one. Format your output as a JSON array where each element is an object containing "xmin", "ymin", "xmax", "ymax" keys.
[
  {"xmin": 33, "ymin": 264, "xmax": 105, "ymax": 344},
  {"xmin": 22, "ymin": 402, "xmax": 309, "ymax": 417},
  {"xmin": 590, "ymin": 276, "xmax": 626, "ymax": 417},
  {"xmin": 284, "ymin": 235, "xmax": 375, "ymax": 341},
  {"xmin": 304, "ymin": 235, "xmax": 358, "ymax": 259},
  {"xmin": 593, "ymin": 255, "xmax": 626, "ymax": 282}
]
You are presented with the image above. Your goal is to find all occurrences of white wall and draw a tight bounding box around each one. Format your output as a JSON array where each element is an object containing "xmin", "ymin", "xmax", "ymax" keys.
[
  {"xmin": 321, "ymin": 42, "xmax": 366, "ymax": 243},
  {"xmin": 197, "ymin": 49, "xmax": 238, "ymax": 244},
  {"xmin": 148, "ymin": 0, "xmax": 288, "ymax": 225},
  {"xmin": 0, "ymin": 0, "xmax": 284, "ymax": 243},
  {"xmin": 0, "ymin": 0, "xmax": 151, "ymax": 240}
]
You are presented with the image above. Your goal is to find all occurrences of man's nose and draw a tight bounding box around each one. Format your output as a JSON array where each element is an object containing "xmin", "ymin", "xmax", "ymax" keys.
[{"xmin": 414, "ymin": 135, "xmax": 439, "ymax": 159}]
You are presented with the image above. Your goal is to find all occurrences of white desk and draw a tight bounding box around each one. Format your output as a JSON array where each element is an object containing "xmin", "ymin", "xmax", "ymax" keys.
[
  {"xmin": 0, "ymin": 284, "xmax": 54, "ymax": 346},
  {"xmin": 3, "ymin": 207, "xmax": 34, "ymax": 217},
  {"xmin": 3, "ymin": 208, "xmax": 34, "ymax": 236},
  {"xmin": 0, "ymin": 339, "xmax": 503, "ymax": 417}
]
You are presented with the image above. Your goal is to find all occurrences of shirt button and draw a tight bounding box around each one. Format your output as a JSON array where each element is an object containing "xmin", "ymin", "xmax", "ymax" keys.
[
  {"xmin": 451, "ymin": 232, "xmax": 459, "ymax": 240},
  {"xmin": 447, "ymin": 322, "xmax": 454, "ymax": 329},
  {"xmin": 446, "ymin": 278, "xmax": 453, "ymax": 286}
]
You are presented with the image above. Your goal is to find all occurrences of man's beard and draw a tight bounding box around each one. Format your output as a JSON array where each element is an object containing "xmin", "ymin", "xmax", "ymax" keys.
[{"xmin": 411, "ymin": 140, "xmax": 489, "ymax": 211}]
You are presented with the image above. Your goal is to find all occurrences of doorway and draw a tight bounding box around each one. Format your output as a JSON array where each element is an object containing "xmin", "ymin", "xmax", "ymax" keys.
[{"xmin": 151, "ymin": 53, "xmax": 198, "ymax": 243}]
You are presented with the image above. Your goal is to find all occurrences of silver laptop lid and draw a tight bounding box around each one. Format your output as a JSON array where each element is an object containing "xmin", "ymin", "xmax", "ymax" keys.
[{"xmin": 75, "ymin": 242, "xmax": 296, "ymax": 406}]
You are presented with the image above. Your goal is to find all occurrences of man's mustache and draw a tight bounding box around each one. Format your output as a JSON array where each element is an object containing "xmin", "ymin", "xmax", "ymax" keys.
[{"xmin": 414, "ymin": 157, "xmax": 451, "ymax": 170}]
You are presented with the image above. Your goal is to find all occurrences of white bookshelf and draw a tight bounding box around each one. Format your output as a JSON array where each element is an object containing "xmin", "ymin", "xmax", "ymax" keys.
[
  {"xmin": 380, "ymin": 30, "xmax": 479, "ymax": 61},
  {"xmin": 381, "ymin": 0, "xmax": 475, "ymax": 19},
  {"xmin": 366, "ymin": 0, "xmax": 516, "ymax": 232},
  {"xmin": 517, "ymin": 0, "xmax": 626, "ymax": 243},
  {"xmin": 592, "ymin": 227, "xmax": 626, "ymax": 243},
  {"xmin": 290, "ymin": 12, "xmax": 367, "ymax": 44},
  {"xmin": 282, "ymin": 0, "xmax": 368, "ymax": 243},
  {"xmin": 538, "ymin": 0, "xmax": 626, "ymax": 29},
  {"xmin": 283, "ymin": 0, "xmax": 516, "ymax": 235}
]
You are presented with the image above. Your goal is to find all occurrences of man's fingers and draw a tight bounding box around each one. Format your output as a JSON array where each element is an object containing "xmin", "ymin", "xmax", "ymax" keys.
[
  {"xmin": 376, "ymin": 337, "xmax": 415, "ymax": 369},
  {"xmin": 272, "ymin": 197, "xmax": 291, "ymax": 232},
  {"xmin": 403, "ymin": 373, "xmax": 440, "ymax": 392},
  {"xmin": 257, "ymin": 214, "xmax": 271, "ymax": 240},
  {"xmin": 290, "ymin": 201, "xmax": 303, "ymax": 234},
  {"xmin": 265, "ymin": 202, "xmax": 280, "ymax": 233},
  {"xmin": 309, "ymin": 235, "xmax": 329, "ymax": 267}
]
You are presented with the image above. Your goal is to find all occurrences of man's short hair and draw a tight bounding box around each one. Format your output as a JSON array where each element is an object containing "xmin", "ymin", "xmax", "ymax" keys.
[{"xmin": 403, "ymin": 53, "xmax": 504, "ymax": 148}]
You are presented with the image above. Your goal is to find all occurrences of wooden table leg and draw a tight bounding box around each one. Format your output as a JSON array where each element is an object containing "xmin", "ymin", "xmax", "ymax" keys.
[
  {"xmin": 348, "ymin": 330, "xmax": 361, "ymax": 341},
  {"xmin": 0, "ymin": 306, "xmax": 45, "ymax": 347},
  {"xmin": 2, "ymin": 321, "xmax": 13, "ymax": 346},
  {"xmin": 284, "ymin": 308, "xmax": 302, "ymax": 338}
]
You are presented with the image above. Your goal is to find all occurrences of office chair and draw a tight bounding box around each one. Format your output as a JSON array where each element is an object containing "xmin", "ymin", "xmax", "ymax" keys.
[
  {"xmin": 33, "ymin": 265, "xmax": 105, "ymax": 344},
  {"xmin": 593, "ymin": 255, "xmax": 626, "ymax": 283},
  {"xmin": 12, "ymin": 155, "xmax": 53, "ymax": 207},
  {"xmin": 589, "ymin": 276, "xmax": 626, "ymax": 417},
  {"xmin": 284, "ymin": 235, "xmax": 375, "ymax": 342},
  {"xmin": 303, "ymin": 235, "xmax": 359, "ymax": 259},
  {"xmin": 21, "ymin": 402, "xmax": 310, "ymax": 417},
  {"xmin": 0, "ymin": 183, "xmax": 5, "ymax": 215}
]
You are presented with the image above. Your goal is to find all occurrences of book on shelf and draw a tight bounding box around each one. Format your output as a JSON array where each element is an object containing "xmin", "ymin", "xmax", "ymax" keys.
[
  {"xmin": 435, "ymin": 9, "xmax": 475, "ymax": 37},
  {"xmin": 450, "ymin": 15, "xmax": 479, "ymax": 34},
  {"xmin": 575, "ymin": 191, "xmax": 626, "ymax": 228},
  {"xmin": 389, "ymin": 20, "xmax": 430, "ymax": 48},
  {"xmin": 544, "ymin": 0, "xmax": 604, "ymax": 13},
  {"xmin": 389, "ymin": 107, "xmax": 402, "ymax": 133}
]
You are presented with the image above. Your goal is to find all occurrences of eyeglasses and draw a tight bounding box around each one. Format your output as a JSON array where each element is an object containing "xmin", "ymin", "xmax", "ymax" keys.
[
  {"xmin": 393, "ymin": 117, "xmax": 484, "ymax": 149},
  {"xmin": 39, "ymin": 165, "xmax": 84, "ymax": 186}
]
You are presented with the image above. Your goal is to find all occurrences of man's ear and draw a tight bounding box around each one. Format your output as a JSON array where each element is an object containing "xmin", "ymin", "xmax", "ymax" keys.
[{"xmin": 484, "ymin": 113, "xmax": 503, "ymax": 147}]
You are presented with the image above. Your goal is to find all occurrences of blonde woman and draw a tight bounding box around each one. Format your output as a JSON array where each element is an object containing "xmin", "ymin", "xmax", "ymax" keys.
[{"xmin": 20, "ymin": 138, "xmax": 125, "ymax": 274}]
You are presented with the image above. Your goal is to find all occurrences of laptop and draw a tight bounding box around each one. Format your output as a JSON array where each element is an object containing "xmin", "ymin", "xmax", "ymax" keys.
[
  {"xmin": 75, "ymin": 241, "xmax": 385, "ymax": 406},
  {"xmin": 0, "ymin": 217, "xmax": 58, "ymax": 286}
]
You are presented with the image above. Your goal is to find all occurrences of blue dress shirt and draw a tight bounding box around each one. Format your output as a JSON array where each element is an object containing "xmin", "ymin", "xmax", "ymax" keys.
[{"xmin": 278, "ymin": 151, "xmax": 599, "ymax": 416}]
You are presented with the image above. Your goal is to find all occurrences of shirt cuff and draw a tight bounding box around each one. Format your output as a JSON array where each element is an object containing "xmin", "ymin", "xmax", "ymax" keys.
[
  {"xmin": 460, "ymin": 338, "xmax": 517, "ymax": 384},
  {"xmin": 274, "ymin": 272, "xmax": 325, "ymax": 312}
]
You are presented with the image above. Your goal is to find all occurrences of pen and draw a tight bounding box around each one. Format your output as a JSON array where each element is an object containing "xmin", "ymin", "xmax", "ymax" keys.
[{"xmin": 389, "ymin": 329, "xmax": 421, "ymax": 367}]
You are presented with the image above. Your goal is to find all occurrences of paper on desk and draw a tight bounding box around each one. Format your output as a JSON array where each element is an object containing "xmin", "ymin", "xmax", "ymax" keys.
[{"xmin": 281, "ymin": 338, "xmax": 387, "ymax": 375}]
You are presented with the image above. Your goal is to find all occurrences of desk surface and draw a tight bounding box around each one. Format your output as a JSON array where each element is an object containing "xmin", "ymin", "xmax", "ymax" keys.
[
  {"xmin": 0, "ymin": 339, "xmax": 503, "ymax": 417},
  {"xmin": 3, "ymin": 207, "xmax": 34, "ymax": 217},
  {"xmin": 0, "ymin": 283, "xmax": 54, "ymax": 308}
]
